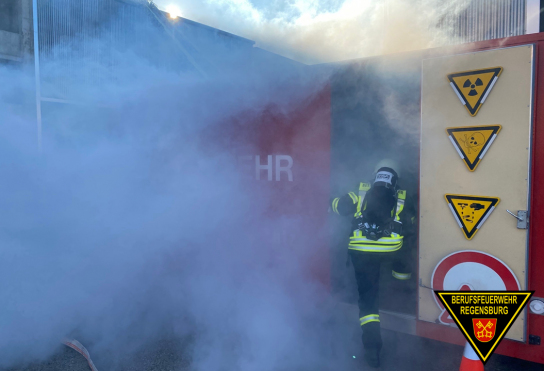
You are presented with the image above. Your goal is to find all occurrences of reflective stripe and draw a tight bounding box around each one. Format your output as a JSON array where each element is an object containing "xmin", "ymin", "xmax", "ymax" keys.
[
  {"xmin": 348, "ymin": 242, "xmax": 403, "ymax": 252},
  {"xmin": 350, "ymin": 234, "xmax": 403, "ymax": 244},
  {"xmin": 348, "ymin": 192, "xmax": 358, "ymax": 204},
  {"xmin": 360, "ymin": 314, "xmax": 380, "ymax": 326},
  {"xmin": 392, "ymin": 270, "xmax": 412, "ymax": 280},
  {"xmin": 332, "ymin": 198, "xmax": 339, "ymax": 214},
  {"xmin": 463, "ymin": 341, "xmax": 479, "ymax": 361}
]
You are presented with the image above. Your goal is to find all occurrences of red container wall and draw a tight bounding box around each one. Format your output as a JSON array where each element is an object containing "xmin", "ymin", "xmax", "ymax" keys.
[{"xmin": 204, "ymin": 84, "xmax": 332, "ymax": 288}]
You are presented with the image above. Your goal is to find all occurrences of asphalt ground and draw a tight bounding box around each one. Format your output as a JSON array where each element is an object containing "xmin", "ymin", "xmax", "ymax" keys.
[
  {"xmin": 3, "ymin": 328, "xmax": 542, "ymax": 371},
  {"xmin": 4, "ymin": 261, "xmax": 541, "ymax": 371},
  {"xmin": 3, "ymin": 338, "xmax": 192, "ymax": 371}
]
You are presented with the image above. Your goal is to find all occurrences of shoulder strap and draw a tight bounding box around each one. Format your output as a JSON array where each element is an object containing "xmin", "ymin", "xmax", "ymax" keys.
[
  {"xmin": 395, "ymin": 190, "xmax": 406, "ymax": 220},
  {"xmin": 355, "ymin": 182, "xmax": 372, "ymax": 217}
]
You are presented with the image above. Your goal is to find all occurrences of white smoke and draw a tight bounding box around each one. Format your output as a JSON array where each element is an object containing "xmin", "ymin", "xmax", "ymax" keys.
[
  {"xmin": 0, "ymin": 25, "xmax": 338, "ymax": 371},
  {"xmin": 154, "ymin": 0, "xmax": 471, "ymax": 64}
]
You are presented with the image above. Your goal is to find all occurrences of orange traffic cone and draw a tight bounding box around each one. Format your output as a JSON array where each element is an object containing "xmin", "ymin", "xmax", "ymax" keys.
[{"xmin": 459, "ymin": 342, "xmax": 484, "ymax": 371}]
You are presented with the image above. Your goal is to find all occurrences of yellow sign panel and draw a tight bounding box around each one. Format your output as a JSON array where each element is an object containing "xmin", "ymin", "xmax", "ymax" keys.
[
  {"xmin": 446, "ymin": 125, "xmax": 501, "ymax": 171},
  {"xmin": 445, "ymin": 194, "xmax": 500, "ymax": 240},
  {"xmin": 447, "ymin": 67, "xmax": 503, "ymax": 116}
]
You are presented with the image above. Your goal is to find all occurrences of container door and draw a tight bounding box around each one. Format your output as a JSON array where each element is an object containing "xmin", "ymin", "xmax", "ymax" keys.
[{"xmin": 419, "ymin": 45, "xmax": 534, "ymax": 341}]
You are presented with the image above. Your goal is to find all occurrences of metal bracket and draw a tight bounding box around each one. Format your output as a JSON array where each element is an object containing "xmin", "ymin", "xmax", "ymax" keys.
[
  {"xmin": 529, "ymin": 335, "xmax": 541, "ymax": 345},
  {"xmin": 506, "ymin": 210, "xmax": 529, "ymax": 229}
]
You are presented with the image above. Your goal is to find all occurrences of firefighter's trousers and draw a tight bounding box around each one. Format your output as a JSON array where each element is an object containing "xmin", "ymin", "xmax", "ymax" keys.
[{"xmin": 349, "ymin": 248, "xmax": 411, "ymax": 353}]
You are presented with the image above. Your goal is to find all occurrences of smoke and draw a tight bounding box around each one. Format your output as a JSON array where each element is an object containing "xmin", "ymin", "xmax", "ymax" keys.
[
  {"xmin": 154, "ymin": 0, "xmax": 471, "ymax": 64},
  {"xmin": 0, "ymin": 15, "xmax": 341, "ymax": 371}
]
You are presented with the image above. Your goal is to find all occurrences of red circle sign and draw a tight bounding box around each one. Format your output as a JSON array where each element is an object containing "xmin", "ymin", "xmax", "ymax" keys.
[{"xmin": 431, "ymin": 250, "xmax": 520, "ymax": 324}]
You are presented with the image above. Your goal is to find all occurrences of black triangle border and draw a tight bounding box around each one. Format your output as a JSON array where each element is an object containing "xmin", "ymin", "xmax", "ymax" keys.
[
  {"xmin": 446, "ymin": 125, "xmax": 502, "ymax": 171},
  {"xmin": 445, "ymin": 194, "xmax": 500, "ymax": 239},
  {"xmin": 447, "ymin": 67, "xmax": 503, "ymax": 116},
  {"xmin": 435, "ymin": 291, "xmax": 534, "ymax": 364}
]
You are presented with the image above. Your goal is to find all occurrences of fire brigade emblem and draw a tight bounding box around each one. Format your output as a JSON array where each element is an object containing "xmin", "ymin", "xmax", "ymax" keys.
[
  {"xmin": 472, "ymin": 318, "xmax": 496, "ymax": 342},
  {"xmin": 435, "ymin": 291, "xmax": 533, "ymax": 364}
]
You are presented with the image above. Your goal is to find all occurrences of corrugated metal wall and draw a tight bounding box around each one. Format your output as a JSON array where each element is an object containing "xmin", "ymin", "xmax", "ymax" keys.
[
  {"xmin": 442, "ymin": 0, "xmax": 526, "ymax": 44},
  {"xmin": 37, "ymin": 0, "xmax": 195, "ymax": 100}
]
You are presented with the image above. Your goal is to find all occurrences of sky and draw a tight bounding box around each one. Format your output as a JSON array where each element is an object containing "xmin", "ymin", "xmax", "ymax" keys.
[{"xmin": 153, "ymin": 0, "xmax": 470, "ymax": 64}]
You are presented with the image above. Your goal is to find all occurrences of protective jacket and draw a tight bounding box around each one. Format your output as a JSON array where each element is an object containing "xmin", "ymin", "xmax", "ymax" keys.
[{"xmin": 331, "ymin": 182, "xmax": 413, "ymax": 253}]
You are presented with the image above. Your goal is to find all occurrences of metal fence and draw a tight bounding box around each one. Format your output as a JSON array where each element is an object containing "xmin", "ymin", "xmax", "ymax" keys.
[
  {"xmin": 36, "ymin": 0, "xmax": 196, "ymax": 100},
  {"xmin": 441, "ymin": 0, "xmax": 526, "ymax": 44}
]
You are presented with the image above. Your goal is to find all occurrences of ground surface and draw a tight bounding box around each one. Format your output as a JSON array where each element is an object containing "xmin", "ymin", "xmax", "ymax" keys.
[{"xmin": 3, "ymin": 329, "xmax": 542, "ymax": 371}]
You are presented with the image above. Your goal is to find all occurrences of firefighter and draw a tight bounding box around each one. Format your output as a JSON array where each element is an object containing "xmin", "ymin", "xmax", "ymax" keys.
[{"xmin": 330, "ymin": 159, "xmax": 416, "ymax": 369}]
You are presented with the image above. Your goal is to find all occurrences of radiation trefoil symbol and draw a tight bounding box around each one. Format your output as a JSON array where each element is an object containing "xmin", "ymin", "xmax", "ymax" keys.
[
  {"xmin": 464, "ymin": 78, "xmax": 484, "ymax": 96},
  {"xmin": 447, "ymin": 67, "xmax": 503, "ymax": 116}
]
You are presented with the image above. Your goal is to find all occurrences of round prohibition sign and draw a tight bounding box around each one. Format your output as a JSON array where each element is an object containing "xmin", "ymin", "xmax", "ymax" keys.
[{"xmin": 431, "ymin": 250, "xmax": 520, "ymax": 324}]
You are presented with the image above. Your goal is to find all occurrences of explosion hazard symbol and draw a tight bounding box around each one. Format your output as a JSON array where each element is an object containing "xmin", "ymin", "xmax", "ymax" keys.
[
  {"xmin": 444, "ymin": 194, "xmax": 500, "ymax": 240},
  {"xmin": 446, "ymin": 125, "xmax": 501, "ymax": 171},
  {"xmin": 447, "ymin": 67, "xmax": 503, "ymax": 116},
  {"xmin": 435, "ymin": 291, "xmax": 533, "ymax": 363}
]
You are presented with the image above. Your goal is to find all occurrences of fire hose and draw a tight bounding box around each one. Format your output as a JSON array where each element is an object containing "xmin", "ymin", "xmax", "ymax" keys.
[{"xmin": 62, "ymin": 339, "xmax": 98, "ymax": 371}]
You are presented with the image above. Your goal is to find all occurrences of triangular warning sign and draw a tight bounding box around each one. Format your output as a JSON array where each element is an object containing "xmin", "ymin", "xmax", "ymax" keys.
[
  {"xmin": 446, "ymin": 125, "xmax": 501, "ymax": 171},
  {"xmin": 445, "ymin": 194, "xmax": 500, "ymax": 240},
  {"xmin": 447, "ymin": 67, "xmax": 503, "ymax": 116},
  {"xmin": 435, "ymin": 291, "xmax": 533, "ymax": 363}
]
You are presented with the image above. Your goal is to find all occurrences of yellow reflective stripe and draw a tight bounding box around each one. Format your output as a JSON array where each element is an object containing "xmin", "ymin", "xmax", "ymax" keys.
[
  {"xmin": 360, "ymin": 314, "xmax": 380, "ymax": 326},
  {"xmin": 348, "ymin": 242, "xmax": 403, "ymax": 252},
  {"xmin": 350, "ymin": 234, "xmax": 404, "ymax": 243},
  {"xmin": 332, "ymin": 198, "xmax": 339, "ymax": 214},
  {"xmin": 392, "ymin": 271, "xmax": 412, "ymax": 280},
  {"xmin": 411, "ymin": 216, "xmax": 415, "ymax": 224},
  {"xmin": 397, "ymin": 190, "xmax": 406, "ymax": 200},
  {"xmin": 348, "ymin": 192, "xmax": 358, "ymax": 204}
]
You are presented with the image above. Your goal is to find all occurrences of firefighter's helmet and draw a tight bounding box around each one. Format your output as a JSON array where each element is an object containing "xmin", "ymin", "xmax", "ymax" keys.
[
  {"xmin": 373, "ymin": 158, "xmax": 400, "ymax": 189},
  {"xmin": 374, "ymin": 159, "xmax": 400, "ymax": 178}
]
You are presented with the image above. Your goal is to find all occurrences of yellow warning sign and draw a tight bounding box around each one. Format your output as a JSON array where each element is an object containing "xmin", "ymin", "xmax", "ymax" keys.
[
  {"xmin": 444, "ymin": 194, "xmax": 500, "ymax": 240},
  {"xmin": 447, "ymin": 67, "xmax": 503, "ymax": 116},
  {"xmin": 446, "ymin": 125, "xmax": 501, "ymax": 171}
]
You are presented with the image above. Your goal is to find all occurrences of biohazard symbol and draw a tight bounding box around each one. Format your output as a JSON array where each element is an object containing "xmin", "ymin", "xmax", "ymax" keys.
[
  {"xmin": 446, "ymin": 125, "xmax": 501, "ymax": 171},
  {"xmin": 445, "ymin": 194, "xmax": 500, "ymax": 240},
  {"xmin": 447, "ymin": 67, "xmax": 502, "ymax": 116},
  {"xmin": 473, "ymin": 319, "xmax": 497, "ymax": 342}
]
